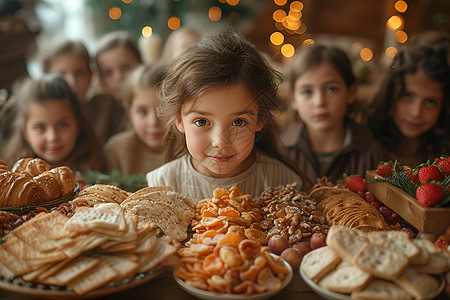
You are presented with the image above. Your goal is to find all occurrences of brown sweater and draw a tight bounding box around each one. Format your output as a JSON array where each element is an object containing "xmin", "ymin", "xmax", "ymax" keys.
[{"xmin": 281, "ymin": 118, "xmax": 388, "ymax": 190}]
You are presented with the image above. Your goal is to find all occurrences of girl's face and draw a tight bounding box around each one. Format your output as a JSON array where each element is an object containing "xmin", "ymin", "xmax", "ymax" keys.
[
  {"xmin": 292, "ymin": 62, "xmax": 355, "ymax": 133},
  {"xmin": 97, "ymin": 47, "xmax": 141, "ymax": 99},
  {"xmin": 176, "ymin": 83, "xmax": 263, "ymax": 178},
  {"xmin": 129, "ymin": 87, "xmax": 165, "ymax": 152},
  {"xmin": 47, "ymin": 52, "xmax": 92, "ymax": 104},
  {"xmin": 391, "ymin": 71, "xmax": 443, "ymax": 139},
  {"xmin": 23, "ymin": 100, "xmax": 78, "ymax": 165}
]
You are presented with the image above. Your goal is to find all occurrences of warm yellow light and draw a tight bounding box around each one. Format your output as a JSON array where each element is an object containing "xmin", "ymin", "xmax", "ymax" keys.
[
  {"xmin": 227, "ymin": 0, "xmax": 239, "ymax": 6},
  {"xmin": 395, "ymin": 0, "xmax": 408, "ymax": 13},
  {"xmin": 360, "ymin": 48, "xmax": 373, "ymax": 61},
  {"xmin": 122, "ymin": 0, "xmax": 133, "ymax": 3},
  {"xmin": 281, "ymin": 44, "xmax": 295, "ymax": 58},
  {"xmin": 168, "ymin": 16, "xmax": 181, "ymax": 30},
  {"xmin": 290, "ymin": 1, "xmax": 304, "ymax": 11},
  {"xmin": 289, "ymin": 9, "xmax": 302, "ymax": 19},
  {"xmin": 385, "ymin": 46, "xmax": 398, "ymax": 58},
  {"xmin": 270, "ymin": 32, "xmax": 284, "ymax": 46},
  {"xmin": 302, "ymin": 38, "xmax": 314, "ymax": 45},
  {"xmin": 109, "ymin": 7, "xmax": 121, "ymax": 20},
  {"xmin": 274, "ymin": 0, "xmax": 287, "ymax": 6},
  {"xmin": 396, "ymin": 30, "xmax": 408, "ymax": 43},
  {"xmin": 218, "ymin": 0, "xmax": 226, "ymax": 2},
  {"xmin": 142, "ymin": 26, "xmax": 153, "ymax": 38},
  {"xmin": 208, "ymin": 6, "xmax": 222, "ymax": 21},
  {"xmin": 273, "ymin": 9, "xmax": 286, "ymax": 22},
  {"xmin": 387, "ymin": 15, "xmax": 403, "ymax": 30},
  {"xmin": 275, "ymin": 21, "xmax": 284, "ymax": 31}
]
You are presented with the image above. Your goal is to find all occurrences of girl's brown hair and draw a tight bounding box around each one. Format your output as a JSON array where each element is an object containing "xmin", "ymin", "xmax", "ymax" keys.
[
  {"xmin": 158, "ymin": 31, "xmax": 301, "ymax": 175},
  {"xmin": 41, "ymin": 40, "xmax": 91, "ymax": 73},
  {"xmin": 364, "ymin": 44, "xmax": 450, "ymax": 160},
  {"xmin": 121, "ymin": 63, "xmax": 167, "ymax": 111},
  {"xmin": 94, "ymin": 31, "xmax": 142, "ymax": 68},
  {"xmin": 2, "ymin": 74, "xmax": 105, "ymax": 172}
]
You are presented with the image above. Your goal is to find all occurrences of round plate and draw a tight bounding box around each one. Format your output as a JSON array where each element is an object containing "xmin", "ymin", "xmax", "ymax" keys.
[
  {"xmin": 299, "ymin": 263, "xmax": 445, "ymax": 300},
  {"xmin": 174, "ymin": 254, "xmax": 293, "ymax": 300},
  {"xmin": 0, "ymin": 266, "xmax": 165, "ymax": 299}
]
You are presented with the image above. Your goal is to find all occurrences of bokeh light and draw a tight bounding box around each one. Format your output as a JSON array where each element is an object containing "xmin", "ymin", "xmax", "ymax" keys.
[
  {"xmin": 360, "ymin": 48, "xmax": 373, "ymax": 61},
  {"xmin": 394, "ymin": 1, "xmax": 408, "ymax": 13},
  {"xmin": 227, "ymin": 0, "xmax": 239, "ymax": 6},
  {"xmin": 208, "ymin": 6, "xmax": 222, "ymax": 21},
  {"xmin": 109, "ymin": 7, "xmax": 121, "ymax": 20},
  {"xmin": 270, "ymin": 32, "xmax": 284, "ymax": 45},
  {"xmin": 396, "ymin": 30, "xmax": 408, "ymax": 43},
  {"xmin": 142, "ymin": 26, "xmax": 153, "ymax": 37},
  {"xmin": 273, "ymin": 9, "xmax": 286, "ymax": 22},
  {"xmin": 387, "ymin": 15, "xmax": 403, "ymax": 30},
  {"xmin": 168, "ymin": 16, "xmax": 181, "ymax": 30},
  {"xmin": 290, "ymin": 1, "xmax": 304, "ymax": 11},
  {"xmin": 274, "ymin": 0, "xmax": 287, "ymax": 6},
  {"xmin": 281, "ymin": 44, "xmax": 295, "ymax": 58},
  {"xmin": 122, "ymin": 0, "xmax": 133, "ymax": 3},
  {"xmin": 302, "ymin": 38, "xmax": 314, "ymax": 45},
  {"xmin": 385, "ymin": 46, "xmax": 398, "ymax": 58}
]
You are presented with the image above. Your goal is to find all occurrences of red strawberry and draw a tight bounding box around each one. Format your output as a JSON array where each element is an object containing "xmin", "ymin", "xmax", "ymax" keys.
[
  {"xmin": 376, "ymin": 162, "xmax": 394, "ymax": 178},
  {"xmin": 416, "ymin": 183, "xmax": 444, "ymax": 207},
  {"xmin": 405, "ymin": 170, "xmax": 419, "ymax": 183},
  {"xmin": 418, "ymin": 165, "xmax": 443, "ymax": 183},
  {"xmin": 344, "ymin": 175, "xmax": 366, "ymax": 193},
  {"xmin": 437, "ymin": 156, "xmax": 450, "ymax": 175}
]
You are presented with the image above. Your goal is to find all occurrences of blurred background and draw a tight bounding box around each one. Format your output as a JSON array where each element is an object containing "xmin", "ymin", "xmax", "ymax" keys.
[{"xmin": 1, "ymin": 0, "xmax": 449, "ymax": 104}]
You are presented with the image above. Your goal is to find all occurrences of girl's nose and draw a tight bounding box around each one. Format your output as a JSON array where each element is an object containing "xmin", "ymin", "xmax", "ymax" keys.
[
  {"xmin": 409, "ymin": 99, "xmax": 422, "ymax": 118},
  {"xmin": 46, "ymin": 127, "xmax": 58, "ymax": 141},
  {"xmin": 313, "ymin": 91, "xmax": 326, "ymax": 107},
  {"xmin": 212, "ymin": 127, "xmax": 230, "ymax": 148}
]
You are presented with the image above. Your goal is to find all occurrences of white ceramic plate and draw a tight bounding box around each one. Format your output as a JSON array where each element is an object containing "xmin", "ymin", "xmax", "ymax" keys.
[
  {"xmin": 174, "ymin": 254, "xmax": 293, "ymax": 300},
  {"xmin": 299, "ymin": 263, "xmax": 445, "ymax": 300}
]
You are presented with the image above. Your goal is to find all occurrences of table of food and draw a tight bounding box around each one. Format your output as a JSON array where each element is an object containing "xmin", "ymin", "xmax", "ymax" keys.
[{"xmin": 0, "ymin": 157, "xmax": 449, "ymax": 299}]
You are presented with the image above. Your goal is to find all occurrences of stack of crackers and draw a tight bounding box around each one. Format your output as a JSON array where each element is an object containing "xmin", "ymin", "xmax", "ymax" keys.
[
  {"xmin": 310, "ymin": 187, "xmax": 390, "ymax": 232},
  {"xmin": 0, "ymin": 202, "xmax": 180, "ymax": 296},
  {"xmin": 301, "ymin": 226, "xmax": 450, "ymax": 299}
]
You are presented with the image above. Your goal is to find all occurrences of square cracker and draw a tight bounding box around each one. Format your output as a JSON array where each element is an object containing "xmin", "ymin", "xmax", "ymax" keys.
[{"xmin": 300, "ymin": 246, "xmax": 341, "ymax": 282}]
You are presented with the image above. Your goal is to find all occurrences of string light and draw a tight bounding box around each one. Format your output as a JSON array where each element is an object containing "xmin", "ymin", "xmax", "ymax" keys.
[
  {"xmin": 385, "ymin": 46, "xmax": 398, "ymax": 58},
  {"xmin": 109, "ymin": 7, "xmax": 121, "ymax": 20},
  {"xmin": 208, "ymin": 6, "xmax": 222, "ymax": 21},
  {"xmin": 168, "ymin": 16, "xmax": 181, "ymax": 30},
  {"xmin": 396, "ymin": 30, "xmax": 408, "ymax": 43},
  {"xmin": 360, "ymin": 48, "xmax": 373, "ymax": 61},
  {"xmin": 274, "ymin": 0, "xmax": 287, "ymax": 6},
  {"xmin": 270, "ymin": 32, "xmax": 284, "ymax": 45},
  {"xmin": 281, "ymin": 44, "xmax": 295, "ymax": 58},
  {"xmin": 394, "ymin": 0, "xmax": 408, "ymax": 13},
  {"xmin": 142, "ymin": 26, "xmax": 152, "ymax": 37}
]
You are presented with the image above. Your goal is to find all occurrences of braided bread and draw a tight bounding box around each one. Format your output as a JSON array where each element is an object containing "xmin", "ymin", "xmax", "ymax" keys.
[{"xmin": 0, "ymin": 159, "xmax": 77, "ymax": 207}]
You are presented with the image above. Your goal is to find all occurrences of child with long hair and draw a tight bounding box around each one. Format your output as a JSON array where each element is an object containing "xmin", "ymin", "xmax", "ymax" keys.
[
  {"xmin": 283, "ymin": 44, "xmax": 385, "ymax": 188},
  {"xmin": 146, "ymin": 32, "xmax": 303, "ymax": 200},
  {"xmin": 364, "ymin": 43, "xmax": 449, "ymax": 166},
  {"xmin": 95, "ymin": 30, "xmax": 143, "ymax": 101},
  {"xmin": 2, "ymin": 74, "xmax": 105, "ymax": 173},
  {"xmin": 104, "ymin": 64, "xmax": 166, "ymax": 176},
  {"xmin": 41, "ymin": 39, "xmax": 128, "ymax": 145}
]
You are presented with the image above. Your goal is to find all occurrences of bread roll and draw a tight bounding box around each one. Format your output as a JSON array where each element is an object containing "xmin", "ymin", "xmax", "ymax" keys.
[
  {"xmin": 33, "ymin": 171, "xmax": 62, "ymax": 200},
  {"xmin": 49, "ymin": 166, "xmax": 77, "ymax": 196},
  {"xmin": 0, "ymin": 171, "xmax": 48, "ymax": 206}
]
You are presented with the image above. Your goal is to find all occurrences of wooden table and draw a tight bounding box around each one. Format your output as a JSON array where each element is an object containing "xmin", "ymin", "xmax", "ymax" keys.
[{"xmin": 0, "ymin": 266, "xmax": 448, "ymax": 300}]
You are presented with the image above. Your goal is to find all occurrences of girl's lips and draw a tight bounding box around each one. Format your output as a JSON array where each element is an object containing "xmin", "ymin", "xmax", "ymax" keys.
[
  {"xmin": 314, "ymin": 113, "xmax": 328, "ymax": 120},
  {"xmin": 404, "ymin": 120, "xmax": 422, "ymax": 128},
  {"xmin": 47, "ymin": 147, "xmax": 61, "ymax": 153},
  {"xmin": 208, "ymin": 155, "xmax": 234, "ymax": 163}
]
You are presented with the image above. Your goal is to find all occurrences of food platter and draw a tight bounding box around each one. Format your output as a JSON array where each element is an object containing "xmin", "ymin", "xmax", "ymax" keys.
[
  {"xmin": 0, "ymin": 265, "xmax": 165, "ymax": 299},
  {"xmin": 0, "ymin": 183, "xmax": 80, "ymax": 216},
  {"xmin": 299, "ymin": 264, "xmax": 444, "ymax": 300},
  {"xmin": 174, "ymin": 254, "xmax": 293, "ymax": 300}
]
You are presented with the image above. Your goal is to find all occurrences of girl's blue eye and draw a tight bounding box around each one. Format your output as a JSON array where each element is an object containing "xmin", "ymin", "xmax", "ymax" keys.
[
  {"xmin": 232, "ymin": 119, "xmax": 247, "ymax": 127},
  {"xmin": 300, "ymin": 89, "xmax": 311, "ymax": 96},
  {"xmin": 34, "ymin": 125, "xmax": 44, "ymax": 132},
  {"xmin": 60, "ymin": 122, "xmax": 69, "ymax": 128},
  {"xmin": 327, "ymin": 86, "xmax": 337, "ymax": 93},
  {"xmin": 404, "ymin": 92, "xmax": 412, "ymax": 99},
  {"xmin": 194, "ymin": 119, "xmax": 209, "ymax": 127}
]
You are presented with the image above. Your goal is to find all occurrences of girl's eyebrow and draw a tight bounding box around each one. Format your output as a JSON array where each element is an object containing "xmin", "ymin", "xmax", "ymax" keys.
[
  {"xmin": 298, "ymin": 79, "xmax": 343, "ymax": 87},
  {"xmin": 186, "ymin": 109, "xmax": 258, "ymax": 116}
]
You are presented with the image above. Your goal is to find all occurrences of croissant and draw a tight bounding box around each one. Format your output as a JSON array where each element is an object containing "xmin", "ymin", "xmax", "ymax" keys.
[
  {"xmin": 12, "ymin": 158, "xmax": 51, "ymax": 177},
  {"xmin": 0, "ymin": 158, "xmax": 77, "ymax": 207},
  {"xmin": 0, "ymin": 171, "xmax": 48, "ymax": 207}
]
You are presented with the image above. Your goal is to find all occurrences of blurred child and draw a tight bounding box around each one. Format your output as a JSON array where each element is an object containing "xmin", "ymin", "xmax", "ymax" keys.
[
  {"xmin": 283, "ymin": 44, "xmax": 385, "ymax": 188},
  {"xmin": 364, "ymin": 44, "xmax": 449, "ymax": 166},
  {"xmin": 146, "ymin": 32, "xmax": 303, "ymax": 201},
  {"xmin": 2, "ymin": 74, "xmax": 105, "ymax": 173},
  {"xmin": 42, "ymin": 40, "xmax": 92, "ymax": 104},
  {"xmin": 104, "ymin": 64, "xmax": 166, "ymax": 176},
  {"xmin": 95, "ymin": 30, "xmax": 143, "ymax": 101},
  {"xmin": 41, "ymin": 39, "xmax": 128, "ymax": 145}
]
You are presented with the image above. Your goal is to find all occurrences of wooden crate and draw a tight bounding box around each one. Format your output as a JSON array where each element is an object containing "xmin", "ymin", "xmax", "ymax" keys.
[{"xmin": 366, "ymin": 170, "xmax": 450, "ymax": 235}]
